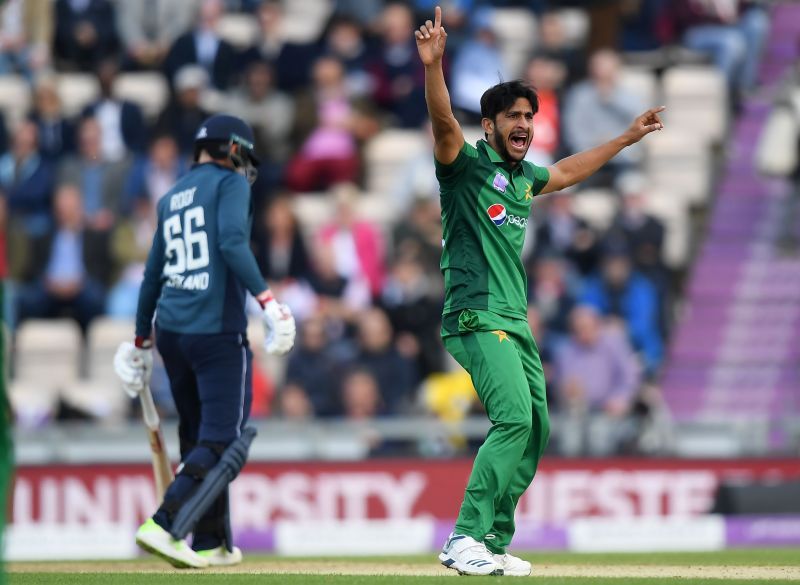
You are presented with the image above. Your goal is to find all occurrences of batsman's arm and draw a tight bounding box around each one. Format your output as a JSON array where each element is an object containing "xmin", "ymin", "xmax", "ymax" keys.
[
  {"xmin": 217, "ymin": 173, "xmax": 272, "ymax": 299},
  {"xmin": 135, "ymin": 214, "xmax": 166, "ymax": 340},
  {"xmin": 541, "ymin": 106, "xmax": 666, "ymax": 195},
  {"xmin": 417, "ymin": 6, "xmax": 463, "ymax": 165}
]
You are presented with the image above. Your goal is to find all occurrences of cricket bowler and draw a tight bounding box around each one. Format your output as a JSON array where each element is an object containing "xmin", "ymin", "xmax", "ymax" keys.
[
  {"xmin": 416, "ymin": 6, "xmax": 665, "ymax": 576},
  {"xmin": 114, "ymin": 114, "xmax": 296, "ymax": 568}
]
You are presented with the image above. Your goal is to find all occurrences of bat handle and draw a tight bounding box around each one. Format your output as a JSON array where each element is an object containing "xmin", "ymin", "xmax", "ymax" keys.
[{"xmin": 140, "ymin": 384, "xmax": 160, "ymax": 430}]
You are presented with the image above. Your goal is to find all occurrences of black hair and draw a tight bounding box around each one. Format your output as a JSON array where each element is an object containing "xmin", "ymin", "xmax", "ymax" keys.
[
  {"xmin": 193, "ymin": 140, "xmax": 228, "ymax": 163},
  {"xmin": 480, "ymin": 80, "xmax": 539, "ymax": 121}
]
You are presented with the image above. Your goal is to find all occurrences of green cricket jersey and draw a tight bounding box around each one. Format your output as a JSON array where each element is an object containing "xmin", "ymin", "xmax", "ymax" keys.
[{"xmin": 435, "ymin": 140, "xmax": 550, "ymax": 320}]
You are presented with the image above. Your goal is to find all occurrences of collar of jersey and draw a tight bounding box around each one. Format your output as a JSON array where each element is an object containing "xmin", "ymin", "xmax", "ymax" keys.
[{"xmin": 479, "ymin": 140, "xmax": 530, "ymax": 179}]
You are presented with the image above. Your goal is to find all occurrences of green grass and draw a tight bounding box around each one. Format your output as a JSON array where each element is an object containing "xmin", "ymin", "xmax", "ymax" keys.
[
  {"xmin": 8, "ymin": 549, "xmax": 800, "ymax": 584},
  {"xmin": 248, "ymin": 550, "xmax": 800, "ymax": 566},
  {"xmin": 9, "ymin": 577, "xmax": 800, "ymax": 585}
]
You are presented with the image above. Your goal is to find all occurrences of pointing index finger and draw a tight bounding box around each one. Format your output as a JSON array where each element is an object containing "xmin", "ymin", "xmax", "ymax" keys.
[{"xmin": 434, "ymin": 5, "xmax": 442, "ymax": 28}]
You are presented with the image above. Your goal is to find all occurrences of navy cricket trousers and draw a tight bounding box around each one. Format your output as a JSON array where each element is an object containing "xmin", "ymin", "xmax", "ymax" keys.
[
  {"xmin": 156, "ymin": 329, "xmax": 253, "ymax": 446},
  {"xmin": 154, "ymin": 329, "xmax": 253, "ymax": 549}
]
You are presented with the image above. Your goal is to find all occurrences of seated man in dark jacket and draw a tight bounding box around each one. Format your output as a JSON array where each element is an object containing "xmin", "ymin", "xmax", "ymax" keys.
[
  {"xmin": 82, "ymin": 57, "xmax": 147, "ymax": 157},
  {"xmin": 16, "ymin": 184, "xmax": 111, "ymax": 335}
]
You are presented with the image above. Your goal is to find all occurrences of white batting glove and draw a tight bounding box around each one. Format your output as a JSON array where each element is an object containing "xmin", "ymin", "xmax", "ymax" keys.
[
  {"xmin": 113, "ymin": 340, "xmax": 154, "ymax": 398},
  {"xmin": 258, "ymin": 291, "xmax": 296, "ymax": 356}
]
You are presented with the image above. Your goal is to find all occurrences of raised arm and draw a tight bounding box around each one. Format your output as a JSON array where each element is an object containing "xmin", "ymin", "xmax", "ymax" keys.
[
  {"xmin": 542, "ymin": 106, "xmax": 665, "ymax": 195},
  {"xmin": 415, "ymin": 6, "xmax": 464, "ymax": 164}
]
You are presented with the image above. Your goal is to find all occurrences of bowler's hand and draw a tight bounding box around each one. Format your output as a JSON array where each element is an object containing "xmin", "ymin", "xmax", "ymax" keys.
[
  {"xmin": 622, "ymin": 106, "xmax": 665, "ymax": 146},
  {"xmin": 415, "ymin": 5, "xmax": 448, "ymax": 66}
]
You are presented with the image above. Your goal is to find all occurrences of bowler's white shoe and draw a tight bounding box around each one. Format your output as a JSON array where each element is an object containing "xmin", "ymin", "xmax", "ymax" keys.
[
  {"xmin": 492, "ymin": 552, "xmax": 532, "ymax": 576},
  {"xmin": 135, "ymin": 519, "xmax": 209, "ymax": 569},
  {"xmin": 439, "ymin": 533, "xmax": 504, "ymax": 576},
  {"xmin": 196, "ymin": 545, "xmax": 243, "ymax": 566}
]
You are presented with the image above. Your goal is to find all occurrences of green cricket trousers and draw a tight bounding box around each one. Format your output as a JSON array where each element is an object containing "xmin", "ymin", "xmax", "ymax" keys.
[{"xmin": 442, "ymin": 308, "xmax": 550, "ymax": 554}]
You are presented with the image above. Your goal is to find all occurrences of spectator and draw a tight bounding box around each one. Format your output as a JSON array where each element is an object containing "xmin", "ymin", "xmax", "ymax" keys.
[
  {"xmin": 538, "ymin": 10, "xmax": 585, "ymax": 85},
  {"xmin": 82, "ymin": 57, "xmax": 148, "ymax": 159},
  {"xmin": 609, "ymin": 173, "xmax": 665, "ymax": 276},
  {"xmin": 392, "ymin": 196, "xmax": 443, "ymax": 272},
  {"xmin": 353, "ymin": 307, "xmax": 417, "ymax": 414},
  {"xmin": 0, "ymin": 110, "xmax": 7, "ymax": 156},
  {"xmin": 554, "ymin": 306, "xmax": 640, "ymax": 455},
  {"xmin": 367, "ymin": 1, "xmax": 428, "ymax": 128},
  {"xmin": 391, "ymin": 122, "xmax": 440, "ymax": 214},
  {"xmin": 284, "ymin": 315, "xmax": 342, "ymax": 417},
  {"xmin": 54, "ymin": 0, "xmax": 120, "ymax": 72},
  {"xmin": 241, "ymin": 0, "xmax": 318, "ymax": 92},
  {"xmin": 450, "ymin": 8, "xmax": 507, "ymax": 124},
  {"xmin": 340, "ymin": 368, "xmax": 382, "ymax": 419},
  {"xmin": 524, "ymin": 53, "xmax": 566, "ymax": 166},
  {"xmin": 0, "ymin": 120, "xmax": 56, "ymax": 240},
  {"xmin": 527, "ymin": 254, "xmax": 577, "ymax": 340},
  {"xmin": 116, "ymin": 0, "xmax": 196, "ymax": 70},
  {"xmin": 607, "ymin": 171, "xmax": 671, "ymax": 334},
  {"xmin": 57, "ymin": 117, "xmax": 132, "ymax": 232},
  {"xmin": 380, "ymin": 253, "xmax": 444, "ymax": 378},
  {"xmin": 106, "ymin": 196, "xmax": 157, "ymax": 317},
  {"xmin": 275, "ymin": 383, "xmax": 314, "ymax": 420},
  {"xmin": 27, "ymin": 76, "xmax": 76, "ymax": 160},
  {"xmin": 619, "ymin": 0, "xmax": 668, "ymax": 53},
  {"xmin": 319, "ymin": 14, "xmax": 374, "ymax": 98},
  {"xmin": 0, "ymin": 0, "xmax": 52, "ymax": 76},
  {"xmin": 285, "ymin": 56, "xmax": 377, "ymax": 192},
  {"xmin": 317, "ymin": 184, "xmax": 385, "ymax": 298},
  {"xmin": 563, "ymin": 49, "xmax": 645, "ymax": 185},
  {"xmin": 253, "ymin": 196, "xmax": 313, "ymax": 286},
  {"xmin": 581, "ymin": 242, "xmax": 663, "ymax": 374},
  {"xmin": 210, "ymin": 59, "xmax": 294, "ymax": 183},
  {"xmin": 154, "ymin": 65, "xmax": 212, "ymax": 157},
  {"xmin": 531, "ymin": 193, "xmax": 601, "ymax": 277},
  {"xmin": 0, "ymin": 196, "xmax": 7, "ymax": 289},
  {"xmin": 304, "ymin": 244, "xmax": 370, "ymax": 351},
  {"xmin": 664, "ymin": 0, "xmax": 769, "ymax": 97},
  {"xmin": 163, "ymin": 0, "xmax": 238, "ymax": 90},
  {"xmin": 332, "ymin": 0, "xmax": 384, "ymax": 30},
  {"xmin": 16, "ymin": 184, "xmax": 111, "ymax": 335},
  {"xmin": 124, "ymin": 134, "xmax": 187, "ymax": 209}
]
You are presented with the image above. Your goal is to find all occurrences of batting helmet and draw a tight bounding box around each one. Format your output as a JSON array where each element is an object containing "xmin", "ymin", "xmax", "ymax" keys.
[{"xmin": 193, "ymin": 114, "xmax": 261, "ymax": 184}]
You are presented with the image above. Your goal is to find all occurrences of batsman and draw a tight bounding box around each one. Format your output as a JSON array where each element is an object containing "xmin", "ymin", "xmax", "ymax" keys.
[
  {"xmin": 114, "ymin": 114, "xmax": 296, "ymax": 568},
  {"xmin": 416, "ymin": 6, "xmax": 664, "ymax": 576}
]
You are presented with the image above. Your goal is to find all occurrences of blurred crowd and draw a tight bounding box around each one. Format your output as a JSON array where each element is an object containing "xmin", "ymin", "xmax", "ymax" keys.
[{"xmin": 0, "ymin": 0, "xmax": 769, "ymax": 455}]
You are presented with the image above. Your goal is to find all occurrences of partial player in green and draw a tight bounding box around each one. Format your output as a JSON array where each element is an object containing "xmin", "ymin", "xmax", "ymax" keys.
[
  {"xmin": 415, "ymin": 6, "xmax": 665, "ymax": 577},
  {"xmin": 0, "ymin": 279, "xmax": 12, "ymax": 585}
]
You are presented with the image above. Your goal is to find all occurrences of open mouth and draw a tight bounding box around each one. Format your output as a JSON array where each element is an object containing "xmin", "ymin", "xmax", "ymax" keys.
[{"xmin": 509, "ymin": 133, "xmax": 528, "ymax": 151}]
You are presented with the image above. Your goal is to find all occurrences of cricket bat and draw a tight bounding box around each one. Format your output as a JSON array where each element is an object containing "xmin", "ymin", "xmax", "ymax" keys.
[{"xmin": 139, "ymin": 383, "xmax": 174, "ymax": 499}]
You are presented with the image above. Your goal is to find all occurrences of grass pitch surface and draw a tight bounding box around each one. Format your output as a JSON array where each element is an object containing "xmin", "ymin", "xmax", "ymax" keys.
[{"xmin": 8, "ymin": 549, "xmax": 800, "ymax": 584}]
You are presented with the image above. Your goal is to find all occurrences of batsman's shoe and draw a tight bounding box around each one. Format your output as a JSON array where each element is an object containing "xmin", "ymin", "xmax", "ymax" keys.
[
  {"xmin": 492, "ymin": 553, "xmax": 532, "ymax": 577},
  {"xmin": 438, "ymin": 533, "xmax": 503, "ymax": 576},
  {"xmin": 135, "ymin": 519, "xmax": 209, "ymax": 569},
  {"xmin": 196, "ymin": 545, "xmax": 243, "ymax": 566}
]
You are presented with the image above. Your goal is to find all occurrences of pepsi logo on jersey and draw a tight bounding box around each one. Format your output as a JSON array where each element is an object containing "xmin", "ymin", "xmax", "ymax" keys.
[
  {"xmin": 487, "ymin": 204, "xmax": 507, "ymax": 226},
  {"xmin": 487, "ymin": 204, "xmax": 528, "ymax": 229}
]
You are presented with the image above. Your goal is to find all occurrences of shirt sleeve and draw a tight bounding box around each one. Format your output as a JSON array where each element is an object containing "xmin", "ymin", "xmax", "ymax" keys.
[
  {"xmin": 529, "ymin": 163, "xmax": 551, "ymax": 197},
  {"xmin": 434, "ymin": 141, "xmax": 478, "ymax": 190},
  {"xmin": 135, "ymin": 214, "xmax": 166, "ymax": 338},
  {"xmin": 217, "ymin": 173, "xmax": 267, "ymax": 296}
]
